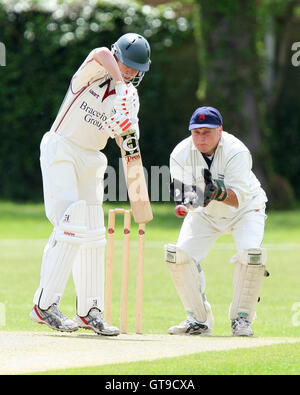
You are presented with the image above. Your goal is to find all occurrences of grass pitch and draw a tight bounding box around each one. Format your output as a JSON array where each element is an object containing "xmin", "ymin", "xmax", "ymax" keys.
[
  {"xmin": 0, "ymin": 201, "xmax": 300, "ymax": 374},
  {"xmin": 38, "ymin": 342, "xmax": 300, "ymax": 375}
]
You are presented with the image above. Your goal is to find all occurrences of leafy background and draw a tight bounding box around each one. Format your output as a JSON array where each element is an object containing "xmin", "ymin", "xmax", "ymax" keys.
[{"xmin": 0, "ymin": 0, "xmax": 299, "ymax": 208}]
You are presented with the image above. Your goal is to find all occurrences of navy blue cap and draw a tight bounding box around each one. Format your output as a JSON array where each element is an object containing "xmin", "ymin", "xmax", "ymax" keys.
[{"xmin": 189, "ymin": 106, "xmax": 223, "ymax": 130}]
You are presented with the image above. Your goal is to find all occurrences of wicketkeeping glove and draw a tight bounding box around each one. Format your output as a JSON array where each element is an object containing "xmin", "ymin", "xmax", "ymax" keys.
[
  {"xmin": 104, "ymin": 113, "xmax": 132, "ymax": 138},
  {"xmin": 203, "ymin": 168, "xmax": 228, "ymax": 207}
]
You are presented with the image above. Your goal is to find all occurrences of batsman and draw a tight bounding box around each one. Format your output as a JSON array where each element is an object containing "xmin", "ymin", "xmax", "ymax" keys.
[
  {"xmin": 165, "ymin": 106, "xmax": 268, "ymax": 336},
  {"xmin": 30, "ymin": 33, "xmax": 151, "ymax": 335}
]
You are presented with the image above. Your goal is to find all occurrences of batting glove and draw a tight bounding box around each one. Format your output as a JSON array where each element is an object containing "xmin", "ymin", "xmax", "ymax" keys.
[
  {"xmin": 114, "ymin": 97, "xmax": 137, "ymax": 118},
  {"xmin": 104, "ymin": 113, "xmax": 132, "ymax": 138},
  {"xmin": 114, "ymin": 82, "xmax": 137, "ymax": 118}
]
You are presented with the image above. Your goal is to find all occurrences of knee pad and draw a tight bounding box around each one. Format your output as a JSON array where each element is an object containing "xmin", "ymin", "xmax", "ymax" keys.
[
  {"xmin": 164, "ymin": 243, "xmax": 213, "ymax": 327},
  {"xmin": 55, "ymin": 200, "xmax": 87, "ymax": 244},
  {"xmin": 229, "ymin": 248, "xmax": 267, "ymax": 323}
]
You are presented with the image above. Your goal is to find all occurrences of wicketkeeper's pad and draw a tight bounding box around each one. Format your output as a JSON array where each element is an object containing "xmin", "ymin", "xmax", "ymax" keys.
[
  {"xmin": 229, "ymin": 248, "xmax": 267, "ymax": 323},
  {"xmin": 164, "ymin": 243, "xmax": 213, "ymax": 326}
]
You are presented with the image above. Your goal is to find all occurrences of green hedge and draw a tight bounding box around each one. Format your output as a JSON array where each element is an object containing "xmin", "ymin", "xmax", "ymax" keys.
[
  {"xmin": 1, "ymin": 0, "xmax": 299, "ymax": 204},
  {"xmin": 0, "ymin": 0, "xmax": 198, "ymax": 200}
]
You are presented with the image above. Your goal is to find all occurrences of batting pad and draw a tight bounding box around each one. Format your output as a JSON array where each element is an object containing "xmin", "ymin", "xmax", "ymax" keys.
[
  {"xmin": 165, "ymin": 243, "xmax": 213, "ymax": 326},
  {"xmin": 229, "ymin": 248, "xmax": 267, "ymax": 323},
  {"xmin": 73, "ymin": 205, "xmax": 106, "ymax": 316},
  {"xmin": 55, "ymin": 200, "xmax": 87, "ymax": 244},
  {"xmin": 34, "ymin": 200, "xmax": 87, "ymax": 310}
]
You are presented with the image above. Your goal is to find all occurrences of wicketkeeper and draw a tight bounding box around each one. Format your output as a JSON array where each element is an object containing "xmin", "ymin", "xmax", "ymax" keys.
[
  {"xmin": 30, "ymin": 33, "xmax": 151, "ymax": 335},
  {"xmin": 165, "ymin": 106, "xmax": 268, "ymax": 336}
]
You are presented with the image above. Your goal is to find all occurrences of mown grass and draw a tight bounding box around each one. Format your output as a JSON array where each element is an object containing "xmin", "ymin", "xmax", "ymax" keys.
[
  {"xmin": 35, "ymin": 342, "xmax": 300, "ymax": 375},
  {"xmin": 1, "ymin": 201, "xmax": 300, "ymax": 374}
]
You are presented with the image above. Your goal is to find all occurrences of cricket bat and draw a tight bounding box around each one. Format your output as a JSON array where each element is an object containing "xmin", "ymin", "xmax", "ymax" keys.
[{"xmin": 119, "ymin": 129, "xmax": 153, "ymax": 224}]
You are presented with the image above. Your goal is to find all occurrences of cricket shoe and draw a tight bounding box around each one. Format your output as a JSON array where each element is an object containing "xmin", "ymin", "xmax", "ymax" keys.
[
  {"xmin": 74, "ymin": 308, "xmax": 120, "ymax": 336},
  {"xmin": 29, "ymin": 304, "xmax": 78, "ymax": 332},
  {"xmin": 231, "ymin": 317, "xmax": 254, "ymax": 337},
  {"xmin": 168, "ymin": 316, "xmax": 212, "ymax": 336}
]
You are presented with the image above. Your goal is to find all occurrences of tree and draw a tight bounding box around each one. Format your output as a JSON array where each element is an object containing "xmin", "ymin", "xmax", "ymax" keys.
[
  {"xmin": 194, "ymin": 0, "xmax": 269, "ymax": 184},
  {"xmin": 192, "ymin": 0, "xmax": 299, "ymax": 207}
]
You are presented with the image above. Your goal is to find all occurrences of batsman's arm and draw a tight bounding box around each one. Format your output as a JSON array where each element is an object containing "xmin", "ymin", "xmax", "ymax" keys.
[
  {"xmin": 92, "ymin": 47, "xmax": 124, "ymax": 84},
  {"xmin": 71, "ymin": 48, "xmax": 126, "ymax": 94}
]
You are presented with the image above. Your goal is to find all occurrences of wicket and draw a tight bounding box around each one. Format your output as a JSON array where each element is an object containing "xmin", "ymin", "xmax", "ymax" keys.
[{"xmin": 105, "ymin": 208, "xmax": 146, "ymax": 334}]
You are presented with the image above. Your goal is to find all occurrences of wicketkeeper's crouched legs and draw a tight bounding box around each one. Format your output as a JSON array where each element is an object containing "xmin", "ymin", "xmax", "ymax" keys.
[
  {"xmin": 33, "ymin": 200, "xmax": 87, "ymax": 309},
  {"xmin": 164, "ymin": 243, "xmax": 214, "ymax": 335}
]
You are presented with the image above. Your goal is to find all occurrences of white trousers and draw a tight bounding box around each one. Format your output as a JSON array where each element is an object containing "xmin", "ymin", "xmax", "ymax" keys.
[
  {"xmin": 33, "ymin": 132, "xmax": 108, "ymax": 315},
  {"xmin": 40, "ymin": 132, "xmax": 107, "ymax": 225},
  {"xmin": 177, "ymin": 208, "xmax": 266, "ymax": 263}
]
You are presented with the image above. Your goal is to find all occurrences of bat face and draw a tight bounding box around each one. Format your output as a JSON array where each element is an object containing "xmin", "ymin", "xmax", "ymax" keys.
[{"xmin": 120, "ymin": 129, "xmax": 153, "ymax": 224}]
